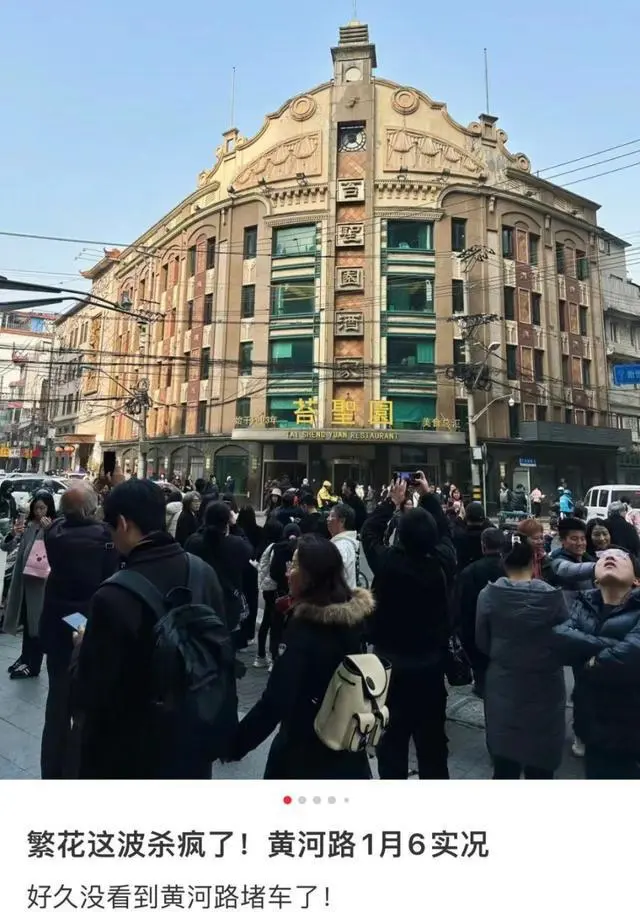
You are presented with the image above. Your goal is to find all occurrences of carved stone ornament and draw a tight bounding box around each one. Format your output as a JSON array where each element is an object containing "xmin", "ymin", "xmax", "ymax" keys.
[
  {"xmin": 335, "ymin": 358, "xmax": 364, "ymax": 382},
  {"xmin": 391, "ymin": 88, "xmax": 420, "ymax": 116},
  {"xmin": 335, "ymin": 311, "xmax": 364, "ymax": 336},
  {"xmin": 336, "ymin": 223, "xmax": 364, "ymax": 247},
  {"xmin": 337, "ymin": 179, "xmax": 365, "ymax": 202},
  {"xmin": 234, "ymin": 133, "xmax": 321, "ymax": 189},
  {"xmin": 384, "ymin": 128, "xmax": 484, "ymax": 176},
  {"xmin": 336, "ymin": 267, "xmax": 364, "ymax": 291},
  {"xmin": 289, "ymin": 94, "xmax": 317, "ymax": 122}
]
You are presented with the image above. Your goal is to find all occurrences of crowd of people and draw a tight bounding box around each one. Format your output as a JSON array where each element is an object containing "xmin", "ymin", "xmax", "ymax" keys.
[{"xmin": 1, "ymin": 466, "xmax": 639, "ymax": 781}]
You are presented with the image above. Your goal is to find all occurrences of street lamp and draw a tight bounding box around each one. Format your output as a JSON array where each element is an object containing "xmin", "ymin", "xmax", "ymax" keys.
[{"xmin": 470, "ymin": 393, "xmax": 515, "ymax": 425}]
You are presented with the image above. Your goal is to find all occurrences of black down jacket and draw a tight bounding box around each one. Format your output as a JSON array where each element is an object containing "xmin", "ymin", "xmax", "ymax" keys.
[{"xmin": 553, "ymin": 588, "xmax": 640, "ymax": 756}]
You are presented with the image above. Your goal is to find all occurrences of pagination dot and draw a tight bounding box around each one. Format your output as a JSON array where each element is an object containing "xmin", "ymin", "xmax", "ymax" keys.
[
  {"xmin": 298, "ymin": 796, "xmax": 306, "ymax": 804},
  {"xmin": 313, "ymin": 796, "xmax": 321, "ymax": 804},
  {"xmin": 283, "ymin": 795, "xmax": 292, "ymax": 805}
]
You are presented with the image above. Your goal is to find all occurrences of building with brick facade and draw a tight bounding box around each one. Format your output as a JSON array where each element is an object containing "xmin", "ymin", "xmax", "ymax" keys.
[{"xmin": 102, "ymin": 21, "xmax": 629, "ymax": 505}]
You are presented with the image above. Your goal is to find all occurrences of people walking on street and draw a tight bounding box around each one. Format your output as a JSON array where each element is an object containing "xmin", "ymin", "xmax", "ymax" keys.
[
  {"xmin": 39, "ymin": 486, "xmax": 119, "ymax": 779},
  {"xmin": 175, "ymin": 491, "xmax": 201, "ymax": 546},
  {"xmin": 457, "ymin": 527, "xmax": 505, "ymax": 697},
  {"xmin": 361, "ymin": 473, "xmax": 455, "ymax": 779},
  {"xmin": 255, "ymin": 520, "xmax": 284, "ymax": 669},
  {"xmin": 559, "ymin": 488, "xmax": 574, "ymax": 518},
  {"xmin": 3, "ymin": 489, "xmax": 56, "ymax": 680},
  {"xmin": 185, "ymin": 501, "xmax": 254, "ymax": 638},
  {"xmin": 73, "ymin": 479, "xmax": 232, "ymax": 779},
  {"xmin": 299, "ymin": 493, "xmax": 329, "ymax": 538},
  {"xmin": 605, "ymin": 501, "xmax": 640, "ymax": 556},
  {"xmin": 164, "ymin": 489, "xmax": 183, "ymax": 538},
  {"xmin": 227, "ymin": 535, "xmax": 374, "ymax": 779},
  {"xmin": 453, "ymin": 501, "xmax": 493, "ymax": 571},
  {"xmin": 585, "ymin": 519, "xmax": 611, "ymax": 560},
  {"xmin": 517, "ymin": 518, "xmax": 546, "ymax": 579},
  {"xmin": 476, "ymin": 536, "xmax": 567, "ymax": 779},
  {"xmin": 553, "ymin": 548, "xmax": 640, "ymax": 778},
  {"xmin": 317, "ymin": 480, "xmax": 338, "ymax": 511},
  {"xmin": 530, "ymin": 486, "xmax": 544, "ymax": 518},
  {"xmin": 327, "ymin": 503, "xmax": 359, "ymax": 589},
  {"xmin": 341, "ymin": 480, "xmax": 367, "ymax": 533}
]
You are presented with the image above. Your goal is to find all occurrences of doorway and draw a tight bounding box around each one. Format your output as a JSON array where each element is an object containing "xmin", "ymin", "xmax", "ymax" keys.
[{"xmin": 330, "ymin": 458, "xmax": 370, "ymax": 493}]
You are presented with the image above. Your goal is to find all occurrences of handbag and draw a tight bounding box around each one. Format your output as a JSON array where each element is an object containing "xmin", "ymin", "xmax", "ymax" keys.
[
  {"xmin": 445, "ymin": 635, "xmax": 473, "ymax": 687},
  {"xmin": 23, "ymin": 538, "xmax": 50, "ymax": 579}
]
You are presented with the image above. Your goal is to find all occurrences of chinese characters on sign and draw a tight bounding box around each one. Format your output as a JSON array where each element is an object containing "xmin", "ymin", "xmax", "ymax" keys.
[
  {"xmin": 331, "ymin": 398, "xmax": 357, "ymax": 425},
  {"xmin": 232, "ymin": 400, "xmax": 463, "ymax": 432},
  {"xmin": 334, "ymin": 358, "xmax": 364, "ymax": 382},
  {"xmin": 370, "ymin": 400, "xmax": 394, "ymax": 428},
  {"xmin": 336, "ymin": 267, "xmax": 364, "ymax": 291},
  {"xmin": 294, "ymin": 397, "xmax": 318, "ymax": 427},
  {"xmin": 422, "ymin": 417, "xmax": 462, "ymax": 431},
  {"xmin": 235, "ymin": 415, "xmax": 278, "ymax": 428},
  {"xmin": 335, "ymin": 223, "xmax": 365, "ymax": 247},
  {"xmin": 335, "ymin": 311, "xmax": 364, "ymax": 336},
  {"xmin": 337, "ymin": 179, "xmax": 365, "ymax": 202}
]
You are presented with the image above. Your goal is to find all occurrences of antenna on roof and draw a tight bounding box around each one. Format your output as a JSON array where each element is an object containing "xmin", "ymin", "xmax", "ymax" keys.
[
  {"xmin": 483, "ymin": 48, "xmax": 491, "ymax": 114},
  {"xmin": 230, "ymin": 66, "xmax": 236, "ymax": 127}
]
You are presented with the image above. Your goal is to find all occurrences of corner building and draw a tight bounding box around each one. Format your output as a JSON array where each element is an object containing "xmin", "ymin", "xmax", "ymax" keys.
[{"xmin": 106, "ymin": 22, "xmax": 627, "ymax": 504}]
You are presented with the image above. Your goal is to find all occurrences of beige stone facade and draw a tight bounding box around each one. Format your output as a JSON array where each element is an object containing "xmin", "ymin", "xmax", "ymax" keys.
[
  {"xmin": 49, "ymin": 252, "xmax": 120, "ymax": 471},
  {"xmin": 102, "ymin": 21, "xmax": 627, "ymax": 503}
]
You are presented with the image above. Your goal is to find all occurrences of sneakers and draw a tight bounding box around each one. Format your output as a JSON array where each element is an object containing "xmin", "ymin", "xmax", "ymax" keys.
[
  {"xmin": 571, "ymin": 737, "xmax": 585, "ymax": 758},
  {"xmin": 9, "ymin": 663, "xmax": 39, "ymax": 680},
  {"xmin": 253, "ymin": 656, "xmax": 269, "ymax": 669}
]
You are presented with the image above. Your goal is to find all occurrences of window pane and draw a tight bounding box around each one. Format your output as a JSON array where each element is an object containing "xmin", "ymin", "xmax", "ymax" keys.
[
  {"xmin": 387, "ymin": 336, "xmax": 434, "ymax": 374},
  {"xmin": 504, "ymin": 287, "xmax": 515, "ymax": 320},
  {"xmin": 388, "ymin": 221, "xmax": 433, "ymax": 251},
  {"xmin": 559, "ymin": 301, "xmax": 567, "ymax": 331},
  {"xmin": 529, "ymin": 234, "xmax": 539, "ymax": 266},
  {"xmin": 502, "ymin": 227, "xmax": 514, "ymax": 258},
  {"xmin": 200, "ymin": 347, "xmax": 210, "ymax": 380},
  {"xmin": 267, "ymin": 395, "xmax": 311, "ymax": 428},
  {"xmin": 236, "ymin": 397, "xmax": 250, "ymax": 419},
  {"xmin": 452, "ymin": 279, "xmax": 464, "ymax": 313},
  {"xmin": 273, "ymin": 225, "xmax": 316, "ymax": 257},
  {"xmin": 556, "ymin": 243, "xmax": 565, "ymax": 274},
  {"xmin": 243, "ymin": 226, "xmax": 257, "ymax": 258},
  {"xmin": 387, "ymin": 276, "xmax": 434, "ymax": 313},
  {"xmin": 269, "ymin": 338, "xmax": 313, "ymax": 373},
  {"xmin": 204, "ymin": 293, "xmax": 213, "ymax": 324},
  {"xmin": 451, "ymin": 219, "xmax": 466, "ymax": 252},
  {"xmin": 506, "ymin": 345, "xmax": 517, "ymax": 379},
  {"xmin": 240, "ymin": 342, "xmax": 253, "ymax": 376},
  {"xmin": 206, "ymin": 238, "xmax": 216, "ymax": 270},
  {"xmin": 532, "ymin": 293, "xmax": 541, "ymax": 325},
  {"xmin": 579, "ymin": 307, "xmax": 588, "ymax": 335},
  {"xmin": 271, "ymin": 280, "xmax": 315, "ymax": 317},
  {"xmin": 242, "ymin": 285, "xmax": 255, "ymax": 318}
]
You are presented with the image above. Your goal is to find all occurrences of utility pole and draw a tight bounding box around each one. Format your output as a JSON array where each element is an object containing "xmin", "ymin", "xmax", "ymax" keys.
[
  {"xmin": 124, "ymin": 378, "xmax": 151, "ymax": 479},
  {"xmin": 457, "ymin": 245, "xmax": 495, "ymax": 502}
]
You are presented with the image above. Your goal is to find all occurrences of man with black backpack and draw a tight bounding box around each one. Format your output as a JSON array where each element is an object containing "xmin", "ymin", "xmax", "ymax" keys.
[{"xmin": 72, "ymin": 479, "xmax": 237, "ymax": 779}]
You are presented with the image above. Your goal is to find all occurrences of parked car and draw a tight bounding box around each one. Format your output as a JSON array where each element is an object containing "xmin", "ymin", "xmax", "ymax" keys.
[
  {"xmin": 0, "ymin": 475, "xmax": 69, "ymax": 512},
  {"xmin": 584, "ymin": 484, "xmax": 640, "ymax": 521}
]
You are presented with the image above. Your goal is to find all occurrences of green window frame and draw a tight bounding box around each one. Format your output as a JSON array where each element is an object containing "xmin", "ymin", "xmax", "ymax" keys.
[
  {"xmin": 269, "ymin": 338, "xmax": 314, "ymax": 375},
  {"xmin": 267, "ymin": 395, "xmax": 310, "ymax": 428},
  {"xmin": 271, "ymin": 279, "xmax": 315, "ymax": 317},
  {"xmin": 273, "ymin": 225, "xmax": 316, "ymax": 257},
  {"xmin": 387, "ymin": 336, "xmax": 435, "ymax": 375},
  {"xmin": 387, "ymin": 221, "xmax": 433, "ymax": 252},
  {"xmin": 387, "ymin": 275, "xmax": 434, "ymax": 314}
]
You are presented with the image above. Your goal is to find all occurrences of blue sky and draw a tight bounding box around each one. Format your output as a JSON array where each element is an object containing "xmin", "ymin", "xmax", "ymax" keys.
[{"xmin": 1, "ymin": 0, "xmax": 639, "ymax": 301}]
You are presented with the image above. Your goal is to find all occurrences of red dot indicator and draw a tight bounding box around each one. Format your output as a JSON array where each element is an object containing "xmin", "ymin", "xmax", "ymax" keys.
[{"xmin": 283, "ymin": 795, "xmax": 293, "ymax": 805}]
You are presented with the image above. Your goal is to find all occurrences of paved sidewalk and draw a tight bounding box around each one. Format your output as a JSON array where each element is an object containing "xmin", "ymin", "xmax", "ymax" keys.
[{"xmin": 0, "ymin": 632, "xmax": 584, "ymax": 780}]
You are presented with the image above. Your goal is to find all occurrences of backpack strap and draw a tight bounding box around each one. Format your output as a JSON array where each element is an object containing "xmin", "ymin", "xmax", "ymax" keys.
[
  {"xmin": 185, "ymin": 553, "xmax": 206, "ymax": 604},
  {"xmin": 104, "ymin": 569, "xmax": 167, "ymax": 623}
]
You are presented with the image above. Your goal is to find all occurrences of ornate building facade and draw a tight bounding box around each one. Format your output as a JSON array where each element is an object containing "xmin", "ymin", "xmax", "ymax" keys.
[{"xmin": 102, "ymin": 21, "xmax": 628, "ymax": 504}]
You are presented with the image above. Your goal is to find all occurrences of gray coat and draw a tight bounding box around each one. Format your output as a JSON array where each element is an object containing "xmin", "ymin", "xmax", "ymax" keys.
[
  {"xmin": 2, "ymin": 522, "xmax": 48, "ymax": 637},
  {"xmin": 476, "ymin": 577, "xmax": 568, "ymax": 771}
]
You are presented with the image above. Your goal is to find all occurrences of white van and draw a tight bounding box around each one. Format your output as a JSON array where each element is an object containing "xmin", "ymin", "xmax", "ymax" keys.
[{"xmin": 585, "ymin": 484, "xmax": 640, "ymax": 521}]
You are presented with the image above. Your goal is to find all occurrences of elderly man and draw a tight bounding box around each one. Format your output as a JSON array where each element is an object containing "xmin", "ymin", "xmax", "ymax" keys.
[{"xmin": 39, "ymin": 485, "xmax": 120, "ymax": 778}]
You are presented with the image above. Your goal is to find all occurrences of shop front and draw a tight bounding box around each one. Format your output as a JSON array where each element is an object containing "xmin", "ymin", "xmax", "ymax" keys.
[{"xmin": 232, "ymin": 426, "xmax": 466, "ymax": 505}]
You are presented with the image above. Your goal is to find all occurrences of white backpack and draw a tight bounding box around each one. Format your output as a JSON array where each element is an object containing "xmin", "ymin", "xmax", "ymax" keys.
[{"xmin": 314, "ymin": 654, "xmax": 391, "ymax": 752}]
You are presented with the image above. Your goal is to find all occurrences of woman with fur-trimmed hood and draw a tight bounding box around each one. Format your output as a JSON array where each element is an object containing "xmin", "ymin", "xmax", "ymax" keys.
[{"xmin": 227, "ymin": 534, "xmax": 374, "ymax": 778}]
